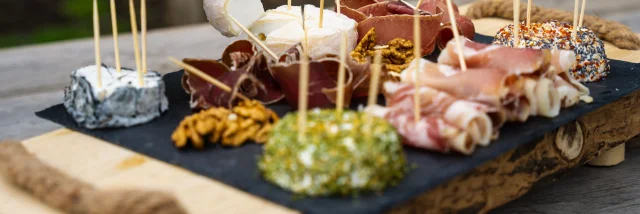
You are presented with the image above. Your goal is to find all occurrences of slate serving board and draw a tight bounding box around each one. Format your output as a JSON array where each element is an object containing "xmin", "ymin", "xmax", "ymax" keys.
[{"xmin": 37, "ymin": 34, "xmax": 640, "ymax": 214}]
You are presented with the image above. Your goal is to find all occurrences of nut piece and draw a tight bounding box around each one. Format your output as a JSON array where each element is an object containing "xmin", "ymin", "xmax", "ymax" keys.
[
  {"xmin": 350, "ymin": 28, "xmax": 415, "ymax": 74},
  {"xmin": 171, "ymin": 100, "xmax": 278, "ymax": 149}
]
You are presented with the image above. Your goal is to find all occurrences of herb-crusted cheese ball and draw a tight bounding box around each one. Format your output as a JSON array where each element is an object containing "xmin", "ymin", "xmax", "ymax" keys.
[
  {"xmin": 493, "ymin": 21, "xmax": 610, "ymax": 82},
  {"xmin": 259, "ymin": 109, "xmax": 407, "ymax": 196}
]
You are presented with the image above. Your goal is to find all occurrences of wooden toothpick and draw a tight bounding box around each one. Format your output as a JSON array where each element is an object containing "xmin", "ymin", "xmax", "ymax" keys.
[
  {"xmin": 288, "ymin": 0, "xmax": 292, "ymax": 10},
  {"xmin": 141, "ymin": 0, "xmax": 147, "ymax": 74},
  {"xmin": 446, "ymin": 0, "xmax": 466, "ymax": 71},
  {"xmin": 93, "ymin": 0, "xmax": 102, "ymax": 88},
  {"xmin": 367, "ymin": 50, "xmax": 382, "ymax": 107},
  {"xmin": 336, "ymin": 0, "xmax": 341, "ymax": 14},
  {"xmin": 169, "ymin": 57, "xmax": 249, "ymax": 100},
  {"xmin": 228, "ymin": 16, "xmax": 279, "ymax": 60},
  {"xmin": 109, "ymin": 0, "xmax": 121, "ymax": 73},
  {"xmin": 336, "ymin": 31, "xmax": 347, "ymax": 114},
  {"xmin": 513, "ymin": 0, "xmax": 520, "ymax": 48},
  {"xmin": 526, "ymin": 0, "xmax": 532, "ymax": 27},
  {"xmin": 298, "ymin": 28, "xmax": 310, "ymax": 142},
  {"xmin": 129, "ymin": 0, "xmax": 144, "ymax": 87},
  {"xmin": 413, "ymin": 8, "xmax": 421, "ymax": 123},
  {"xmin": 578, "ymin": 0, "xmax": 586, "ymax": 28},
  {"xmin": 572, "ymin": 0, "xmax": 579, "ymax": 40},
  {"xmin": 319, "ymin": 0, "xmax": 325, "ymax": 28}
]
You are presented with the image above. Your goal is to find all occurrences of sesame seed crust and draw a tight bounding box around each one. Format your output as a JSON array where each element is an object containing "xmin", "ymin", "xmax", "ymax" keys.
[{"xmin": 492, "ymin": 21, "xmax": 610, "ymax": 82}]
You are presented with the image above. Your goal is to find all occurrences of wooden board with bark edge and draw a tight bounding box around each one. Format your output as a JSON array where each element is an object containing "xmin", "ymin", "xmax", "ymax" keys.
[{"xmin": 2, "ymin": 4, "xmax": 640, "ymax": 214}]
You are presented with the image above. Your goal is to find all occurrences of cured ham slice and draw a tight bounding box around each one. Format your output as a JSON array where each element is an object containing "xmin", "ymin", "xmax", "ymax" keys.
[
  {"xmin": 401, "ymin": 59, "xmax": 509, "ymax": 108},
  {"xmin": 400, "ymin": 56, "xmax": 563, "ymax": 122},
  {"xmin": 368, "ymin": 105, "xmax": 473, "ymax": 154},
  {"xmin": 371, "ymin": 81, "xmax": 495, "ymax": 154},
  {"xmin": 439, "ymin": 38, "xmax": 580, "ymax": 78}
]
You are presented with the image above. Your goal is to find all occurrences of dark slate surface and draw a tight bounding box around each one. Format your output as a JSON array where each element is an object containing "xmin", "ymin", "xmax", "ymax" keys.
[{"xmin": 36, "ymin": 34, "xmax": 640, "ymax": 214}]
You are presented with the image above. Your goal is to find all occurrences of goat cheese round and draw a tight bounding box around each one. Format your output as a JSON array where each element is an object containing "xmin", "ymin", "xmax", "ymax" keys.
[
  {"xmin": 63, "ymin": 65, "xmax": 169, "ymax": 129},
  {"xmin": 249, "ymin": 5, "xmax": 358, "ymax": 59},
  {"xmin": 259, "ymin": 109, "xmax": 407, "ymax": 196},
  {"xmin": 203, "ymin": 0, "xmax": 265, "ymax": 37}
]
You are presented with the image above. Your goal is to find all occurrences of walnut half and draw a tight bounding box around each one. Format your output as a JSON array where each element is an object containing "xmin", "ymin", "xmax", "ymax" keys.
[{"xmin": 171, "ymin": 100, "xmax": 279, "ymax": 149}]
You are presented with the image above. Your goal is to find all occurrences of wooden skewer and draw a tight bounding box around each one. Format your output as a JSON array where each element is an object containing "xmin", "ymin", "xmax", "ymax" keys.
[
  {"xmin": 319, "ymin": 0, "xmax": 325, "ymax": 28},
  {"xmin": 367, "ymin": 50, "xmax": 382, "ymax": 107},
  {"xmin": 400, "ymin": 0, "xmax": 417, "ymax": 10},
  {"xmin": 109, "ymin": 0, "xmax": 121, "ymax": 73},
  {"xmin": 298, "ymin": 28, "xmax": 310, "ymax": 142},
  {"xmin": 288, "ymin": 0, "xmax": 291, "ymax": 10},
  {"xmin": 446, "ymin": 0, "xmax": 466, "ymax": 71},
  {"xmin": 141, "ymin": 0, "xmax": 147, "ymax": 74},
  {"xmin": 578, "ymin": 0, "xmax": 586, "ymax": 28},
  {"xmin": 336, "ymin": 0, "xmax": 341, "ymax": 14},
  {"xmin": 129, "ymin": 0, "xmax": 144, "ymax": 87},
  {"xmin": 169, "ymin": 57, "xmax": 249, "ymax": 101},
  {"xmin": 513, "ymin": 0, "xmax": 520, "ymax": 48},
  {"xmin": 93, "ymin": 0, "xmax": 102, "ymax": 88},
  {"xmin": 413, "ymin": 9, "xmax": 421, "ymax": 123},
  {"xmin": 526, "ymin": 0, "xmax": 532, "ymax": 27},
  {"xmin": 228, "ymin": 16, "xmax": 279, "ymax": 60},
  {"xmin": 572, "ymin": 0, "xmax": 579, "ymax": 40},
  {"xmin": 336, "ymin": 31, "xmax": 347, "ymax": 114}
]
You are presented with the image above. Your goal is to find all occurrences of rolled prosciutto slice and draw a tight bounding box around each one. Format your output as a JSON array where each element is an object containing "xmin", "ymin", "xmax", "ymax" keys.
[
  {"xmin": 387, "ymin": 82, "xmax": 493, "ymax": 145},
  {"xmin": 368, "ymin": 105, "xmax": 473, "ymax": 154},
  {"xmin": 401, "ymin": 59, "xmax": 510, "ymax": 108},
  {"xmin": 438, "ymin": 38, "xmax": 580, "ymax": 77}
]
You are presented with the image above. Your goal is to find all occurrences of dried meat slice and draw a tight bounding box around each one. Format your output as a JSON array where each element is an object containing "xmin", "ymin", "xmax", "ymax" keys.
[
  {"xmin": 355, "ymin": 4, "xmax": 443, "ymax": 56},
  {"xmin": 244, "ymin": 53, "xmax": 285, "ymax": 104},
  {"xmin": 417, "ymin": 0, "xmax": 475, "ymax": 48},
  {"xmin": 270, "ymin": 58, "xmax": 354, "ymax": 109},
  {"xmin": 221, "ymin": 40, "xmax": 257, "ymax": 69}
]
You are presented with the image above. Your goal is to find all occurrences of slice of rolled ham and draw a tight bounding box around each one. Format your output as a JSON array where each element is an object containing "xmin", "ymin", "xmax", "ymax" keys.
[
  {"xmin": 367, "ymin": 105, "xmax": 474, "ymax": 154},
  {"xmin": 400, "ymin": 58, "xmax": 510, "ymax": 108},
  {"xmin": 370, "ymin": 81, "xmax": 496, "ymax": 154}
]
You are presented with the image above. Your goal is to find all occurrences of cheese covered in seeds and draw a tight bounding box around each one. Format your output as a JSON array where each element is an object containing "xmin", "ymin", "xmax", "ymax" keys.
[{"xmin": 259, "ymin": 109, "xmax": 407, "ymax": 196}]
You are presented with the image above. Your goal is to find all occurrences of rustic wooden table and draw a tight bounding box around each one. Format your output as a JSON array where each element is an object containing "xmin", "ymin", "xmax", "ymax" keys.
[{"xmin": 1, "ymin": 3, "xmax": 640, "ymax": 213}]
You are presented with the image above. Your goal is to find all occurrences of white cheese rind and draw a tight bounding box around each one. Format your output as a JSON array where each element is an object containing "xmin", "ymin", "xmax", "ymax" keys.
[
  {"xmin": 204, "ymin": 0, "xmax": 265, "ymax": 37},
  {"xmin": 250, "ymin": 4, "xmax": 357, "ymax": 58},
  {"xmin": 64, "ymin": 65, "xmax": 169, "ymax": 129}
]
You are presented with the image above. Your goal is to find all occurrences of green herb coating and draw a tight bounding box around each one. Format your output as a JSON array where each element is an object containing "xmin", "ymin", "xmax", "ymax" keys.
[{"xmin": 258, "ymin": 109, "xmax": 407, "ymax": 196}]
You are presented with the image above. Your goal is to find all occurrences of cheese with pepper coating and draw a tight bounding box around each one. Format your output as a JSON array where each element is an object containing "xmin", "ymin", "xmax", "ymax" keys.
[{"xmin": 259, "ymin": 109, "xmax": 407, "ymax": 196}]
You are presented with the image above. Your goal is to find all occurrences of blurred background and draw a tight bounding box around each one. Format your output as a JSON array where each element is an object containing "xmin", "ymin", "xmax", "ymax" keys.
[{"xmin": 2, "ymin": 0, "xmax": 639, "ymax": 49}]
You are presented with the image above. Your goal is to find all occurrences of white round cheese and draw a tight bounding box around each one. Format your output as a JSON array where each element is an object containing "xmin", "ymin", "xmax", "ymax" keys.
[
  {"xmin": 249, "ymin": 4, "xmax": 358, "ymax": 59},
  {"xmin": 203, "ymin": 0, "xmax": 265, "ymax": 37}
]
